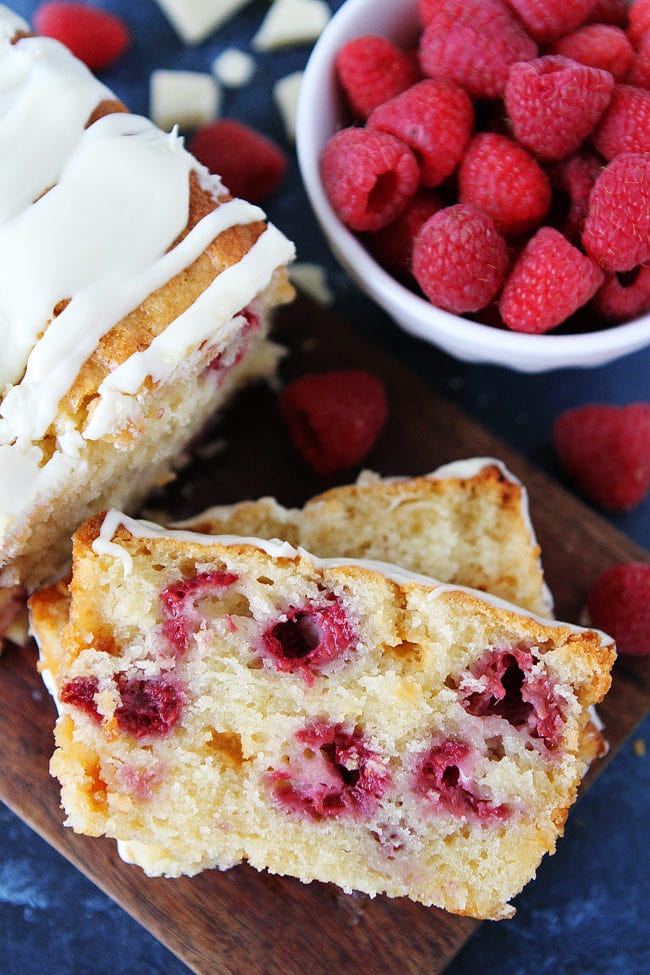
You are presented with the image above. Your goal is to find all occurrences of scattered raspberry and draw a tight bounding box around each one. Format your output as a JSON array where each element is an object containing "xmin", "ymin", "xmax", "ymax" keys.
[
  {"xmin": 593, "ymin": 267, "xmax": 650, "ymax": 321},
  {"xmin": 320, "ymin": 127, "xmax": 419, "ymax": 233},
  {"xmin": 629, "ymin": 34, "xmax": 650, "ymax": 88},
  {"xmin": 261, "ymin": 598, "xmax": 356, "ymax": 683},
  {"xmin": 588, "ymin": 0, "xmax": 629, "ymax": 26},
  {"xmin": 334, "ymin": 35, "xmax": 419, "ymax": 119},
  {"xmin": 269, "ymin": 721, "xmax": 391, "ymax": 819},
  {"xmin": 34, "ymin": 2, "xmax": 130, "ymax": 71},
  {"xmin": 60, "ymin": 675, "xmax": 101, "ymax": 722},
  {"xmin": 628, "ymin": 0, "xmax": 650, "ymax": 46},
  {"xmin": 367, "ymin": 78, "xmax": 474, "ymax": 188},
  {"xmin": 587, "ymin": 563, "xmax": 650, "ymax": 656},
  {"xmin": 460, "ymin": 647, "xmax": 565, "ymax": 749},
  {"xmin": 189, "ymin": 119, "xmax": 286, "ymax": 203},
  {"xmin": 506, "ymin": 0, "xmax": 596, "ymax": 44},
  {"xmin": 582, "ymin": 153, "xmax": 650, "ymax": 272},
  {"xmin": 367, "ymin": 189, "xmax": 444, "ymax": 276},
  {"xmin": 553, "ymin": 403, "xmax": 650, "ymax": 511},
  {"xmin": 458, "ymin": 132, "xmax": 551, "ymax": 237},
  {"xmin": 548, "ymin": 150, "xmax": 603, "ymax": 242},
  {"xmin": 551, "ymin": 25, "xmax": 635, "ymax": 82},
  {"xmin": 115, "ymin": 672, "xmax": 187, "ymax": 739},
  {"xmin": 279, "ymin": 370, "xmax": 388, "ymax": 476},
  {"xmin": 412, "ymin": 204, "xmax": 508, "ymax": 314},
  {"xmin": 593, "ymin": 84, "xmax": 650, "ymax": 159},
  {"xmin": 499, "ymin": 227, "xmax": 604, "ymax": 333},
  {"xmin": 414, "ymin": 739, "xmax": 511, "ymax": 820},
  {"xmin": 160, "ymin": 570, "xmax": 239, "ymax": 653},
  {"xmin": 505, "ymin": 56, "xmax": 615, "ymax": 162},
  {"xmin": 418, "ymin": 0, "xmax": 538, "ymax": 99}
]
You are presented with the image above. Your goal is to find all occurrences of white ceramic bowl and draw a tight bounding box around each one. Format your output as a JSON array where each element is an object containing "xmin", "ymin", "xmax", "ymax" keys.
[{"xmin": 296, "ymin": 0, "xmax": 650, "ymax": 372}]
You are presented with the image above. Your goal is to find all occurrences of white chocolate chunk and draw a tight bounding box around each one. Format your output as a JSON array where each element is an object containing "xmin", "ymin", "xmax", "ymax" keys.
[
  {"xmin": 212, "ymin": 47, "xmax": 256, "ymax": 87},
  {"xmin": 252, "ymin": 0, "xmax": 331, "ymax": 52},
  {"xmin": 289, "ymin": 262, "xmax": 333, "ymax": 306},
  {"xmin": 154, "ymin": 0, "xmax": 254, "ymax": 45},
  {"xmin": 273, "ymin": 70, "xmax": 303, "ymax": 143},
  {"xmin": 150, "ymin": 69, "xmax": 222, "ymax": 131}
]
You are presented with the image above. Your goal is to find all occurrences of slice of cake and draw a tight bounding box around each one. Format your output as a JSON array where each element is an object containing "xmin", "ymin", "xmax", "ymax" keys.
[
  {"xmin": 172, "ymin": 458, "xmax": 553, "ymax": 616},
  {"xmin": 0, "ymin": 8, "xmax": 295, "ymax": 635},
  {"xmin": 30, "ymin": 510, "xmax": 615, "ymax": 920}
]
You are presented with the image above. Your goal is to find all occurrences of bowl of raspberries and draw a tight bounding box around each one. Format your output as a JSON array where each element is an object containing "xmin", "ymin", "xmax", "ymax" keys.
[{"xmin": 296, "ymin": 0, "xmax": 650, "ymax": 371}]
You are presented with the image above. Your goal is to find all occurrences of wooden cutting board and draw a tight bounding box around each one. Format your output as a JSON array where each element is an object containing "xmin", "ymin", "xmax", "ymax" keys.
[{"xmin": 1, "ymin": 296, "xmax": 648, "ymax": 975}]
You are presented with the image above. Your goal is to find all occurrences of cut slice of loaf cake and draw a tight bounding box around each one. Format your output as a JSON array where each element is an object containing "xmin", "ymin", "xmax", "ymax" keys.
[
  {"xmin": 171, "ymin": 458, "xmax": 553, "ymax": 617},
  {"xmin": 0, "ymin": 8, "xmax": 294, "ymax": 635},
  {"xmin": 29, "ymin": 510, "xmax": 615, "ymax": 920}
]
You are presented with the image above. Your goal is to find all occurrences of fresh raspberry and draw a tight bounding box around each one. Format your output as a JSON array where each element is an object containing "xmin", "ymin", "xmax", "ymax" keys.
[
  {"xmin": 553, "ymin": 403, "xmax": 650, "ymax": 510},
  {"xmin": 499, "ymin": 227, "xmax": 604, "ymax": 333},
  {"xmin": 279, "ymin": 370, "xmax": 388, "ymax": 476},
  {"xmin": 269, "ymin": 721, "xmax": 391, "ymax": 819},
  {"xmin": 60, "ymin": 675, "xmax": 101, "ymax": 722},
  {"xmin": 505, "ymin": 0, "xmax": 596, "ymax": 44},
  {"xmin": 548, "ymin": 150, "xmax": 603, "ymax": 242},
  {"xmin": 367, "ymin": 189, "xmax": 444, "ymax": 275},
  {"xmin": 413, "ymin": 739, "xmax": 510, "ymax": 821},
  {"xmin": 587, "ymin": 563, "xmax": 650, "ymax": 656},
  {"xmin": 418, "ymin": 0, "xmax": 449, "ymax": 22},
  {"xmin": 418, "ymin": 0, "xmax": 538, "ymax": 99},
  {"xmin": 593, "ymin": 267, "xmax": 650, "ymax": 321},
  {"xmin": 261, "ymin": 598, "xmax": 356, "ymax": 684},
  {"xmin": 593, "ymin": 84, "xmax": 650, "ymax": 159},
  {"xmin": 628, "ymin": 0, "xmax": 650, "ymax": 46},
  {"xmin": 505, "ymin": 56, "xmax": 615, "ymax": 162},
  {"xmin": 188, "ymin": 120, "xmax": 286, "ymax": 203},
  {"xmin": 115, "ymin": 672, "xmax": 187, "ymax": 740},
  {"xmin": 457, "ymin": 133, "xmax": 551, "ymax": 237},
  {"xmin": 367, "ymin": 79, "xmax": 474, "ymax": 188},
  {"xmin": 412, "ymin": 205, "xmax": 509, "ymax": 314},
  {"xmin": 587, "ymin": 0, "xmax": 629, "ymax": 26},
  {"xmin": 551, "ymin": 25, "xmax": 635, "ymax": 82},
  {"xmin": 629, "ymin": 34, "xmax": 650, "ymax": 88},
  {"xmin": 34, "ymin": 2, "xmax": 129, "ymax": 71},
  {"xmin": 320, "ymin": 127, "xmax": 419, "ymax": 233},
  {"xmin": 160, "ymin": 570, "xmax": 239, "ymax": 654},
  {"xmin": 582, "ymin": 153, "xmax": 650, "ymax": 271},
  {"xmin": 334, "ymin": 35, "xmax": 420, "ymax": 119}
]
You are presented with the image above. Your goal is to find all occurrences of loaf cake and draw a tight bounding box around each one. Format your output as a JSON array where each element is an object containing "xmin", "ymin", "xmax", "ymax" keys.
[
  {"xmin": 30, "ymin": 510, "xmax": 615, "ymax": 919},
  {"xmin": 0, "ymin": 7, "xmax": 295, "ymax": 637},
  {"xmin": 172, "ymin": 458, "xmax": 553, "ymax": 617}
]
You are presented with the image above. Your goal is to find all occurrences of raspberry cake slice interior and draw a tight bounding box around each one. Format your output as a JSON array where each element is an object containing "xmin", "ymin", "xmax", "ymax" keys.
[{"xmin": 30, "ymin": 510, "xmax": 615, "ymax": 920}]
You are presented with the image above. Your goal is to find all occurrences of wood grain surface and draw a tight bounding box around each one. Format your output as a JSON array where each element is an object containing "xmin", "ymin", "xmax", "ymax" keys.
[{"xmin": 1, "ymin": 297, "xmax": 648, "ymax": 975}]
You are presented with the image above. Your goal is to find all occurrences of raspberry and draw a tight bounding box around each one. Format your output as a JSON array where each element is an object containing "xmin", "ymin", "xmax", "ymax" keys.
[
  {"xmin": 34, "ymin": 2, "xmax": 130, "ymax": 71},
  {"xmin": 114, "ymin": 672, "xmax": 187, "ymax": 740},
  {"xmin": 593, "ymin": 267, "xmax": 650, "ymax": 321},
  {"xmin": 418, "ymin": 0, "xmax": 538, "ymax": 99},
  {"xmin": 630, "ymin": 34, "xmax": 650, "ymax": 88},
  {"xmin": 499, "ymin": 227, "xmax": 604, "ymax": 333},
  {"xmin": 628, "ymin": 0, "xmax": 650, "ymax": 46},
  {"xmin": 60, "ymin": 675, "xmax": 101, "ymax": 721},
  {"xmin": 413, "ymin": 739, "xmax": 510, "ymax": 821},
  {"xmin": 505, "ymin": 0, "xmax": 596, "ymax": 44},
  {"xmin": 587, "ymin": 563, "xmax": 650, "ymax": 656},
  {"xmin": 160, "ymin": 570, "xmax": 239, "ymax": 654},
  {"xmin": 188, "ymin": 120, "xmax": 286, "ymax": 203},
  {"xmin": 261, "ymin": 598, "xmax": 356, "ymax": 683},
  {"xmin": 587, "ymin": 0, "xmax": 629, "ymax": 26},
  {"xmin": 278, "ymin": 370, "xmax": 388, "ymax": 476},
  {"xmin": 269, "ymin": 721, "xmax": 391, "ymax": 819},
  {"xmin": 553, "ymin": 403, "xmax": 650, "ymax": 511},
  {"xmin": 367, "ymin": 189, "xmax": 444, "ymax": 275},
  {"xmin": 457, "ymin": 133, "xmax": 551, "ymax": 237},
  {"xmin": 411, "ymin": 204, "xmax": 509, "ymax": 314},
  {"xmin": 548, "ymin": 150, "xmax": 603, "ymax": 242},
  {"xmin": 582, "ymin": 153, "xmax": 650, "ymax": 272},
  {"xmin": 367, "ymin": 79, "xmax": 474, "ymax": 188},
  {"xmin": 551, "ymin": 25, "xmax": 635, "ymax": 82},
  {"xmin": 334, "ymin": 35, "xmax": 419, "ymax": 119},
  {"xmin": 505, "ymin": 56, "xmax": 615, "ymax": 162},
  {"xmin": 593, "ymin": 84, "xmax": 650, "ymax": 159},
  {"xmin": 320, "ymin": 127, "xmax": 419, "ymax": 233}
]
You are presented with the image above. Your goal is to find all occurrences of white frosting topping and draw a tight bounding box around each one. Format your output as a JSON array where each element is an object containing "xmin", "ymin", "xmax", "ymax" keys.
[{"xmin": 0, "ymin": 6, "xmax": 28, "ymax": 39}]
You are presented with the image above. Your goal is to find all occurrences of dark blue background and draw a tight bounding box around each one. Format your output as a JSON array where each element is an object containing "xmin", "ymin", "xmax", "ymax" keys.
[{"xmin": 1, "ymin": 2, "xmax": 648, "ymax": 973}]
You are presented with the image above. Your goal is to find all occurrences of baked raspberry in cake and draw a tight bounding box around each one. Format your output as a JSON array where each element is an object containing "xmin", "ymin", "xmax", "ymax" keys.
[
  {"xmin": 0, "ymin": 7, "xmax": 295, "ymax": 637},
  {"xmin": 29, "ymin": 510, "xmax": 615, "ymax": 920}
]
